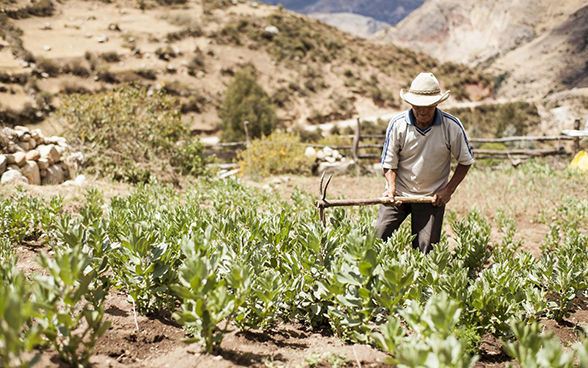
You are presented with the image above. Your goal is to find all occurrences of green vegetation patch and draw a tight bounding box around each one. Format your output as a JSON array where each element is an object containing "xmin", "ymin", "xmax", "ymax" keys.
[
  {"xmin": 221, "ymin": 68, "xmax": 278, "ymax": 142},
  {"xmin": 58, "ymin": 84, "xmax": 208, "ymax": 184},
  {"xmin": 445, "ymin": 101, "xmax": 540, "ymax": 138}
]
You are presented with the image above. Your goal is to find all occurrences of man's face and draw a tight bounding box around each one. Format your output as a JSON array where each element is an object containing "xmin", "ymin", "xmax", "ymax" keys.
[{"xmin": 412, "ymin": 104, "xmax": 437, "ymax": 126}]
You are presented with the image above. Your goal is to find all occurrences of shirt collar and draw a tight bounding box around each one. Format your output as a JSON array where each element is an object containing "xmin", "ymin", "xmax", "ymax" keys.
[{"xmin": 407, "ymin": 108, "xmax": 442, "ymax": 127}]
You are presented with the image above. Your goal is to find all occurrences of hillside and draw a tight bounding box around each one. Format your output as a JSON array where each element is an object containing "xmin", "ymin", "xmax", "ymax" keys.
[
  {"xmin": 257, "ymin": 0, "xmax": 425, "ymax": 25},
  {"xmin": 371, "ymin": 0, "xmax": 588, "ymax": 104},
  {"xmin": 0, "ymin": 0, "xmax": 491, "ymax": 138},
  {"xmin": 308, "ymin": 12, "xmax": 390, "ymax": 38}
]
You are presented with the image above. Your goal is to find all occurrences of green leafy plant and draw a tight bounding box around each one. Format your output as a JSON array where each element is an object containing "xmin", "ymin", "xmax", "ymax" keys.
[{"xmin": 33, "ymin": 243, "xmax": 111, "ymax": 367}]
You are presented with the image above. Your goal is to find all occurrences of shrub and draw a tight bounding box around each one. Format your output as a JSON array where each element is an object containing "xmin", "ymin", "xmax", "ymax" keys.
[
  {"xmin": 99, "ymin": 51, "xmax": 120, "ymax": 63},
  {"xmin": 35, "ymin": 57, "xmax": 60, "ymax": 77},
  {"xmin": 221, "ymin": 68, "xmax": 278, "ymax": 142},
  {"xmin": 58, "ymin": 84, "xmax": 208, "ymax": 183},
  {"xmin": 238, "ymin": 133, "xmax": 314, "ymax": 178}
]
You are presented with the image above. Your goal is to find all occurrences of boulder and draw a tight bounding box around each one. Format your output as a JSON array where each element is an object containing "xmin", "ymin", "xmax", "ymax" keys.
[
  {"xmin": 14, "ymin": 125, "xmax": 30, "ymax": 133},
  {"xmin": 1, "ymin": 170, "xmax": 28, "ymax": 185},
  {"xmin": 0, "ymin": 154, "xmax": 6, "ymax": 174},
  {"xmin": 20, "ymin": 161, "xmax": 41, "ymax": 185},
  {"xmin": 304, "ymin": 147, "xmax": 317, "ymax": 156},
  {"xmin": 26, "ymin": 149, "xmax": 41, "ymax": 161},
  {"xmin": 28, "ymin": 138, "xmax": 37, "ymax": 149},
  {"xmin": 42, "ymin": 164, "xmax": 64, "ymax": 185},
  {"xmin": 16, "ymin": 140, "xmax": 30, "ymax": 151},
  {"xmin": 38, "ymin": 145, "xmax": 61, "ymax": 165},
  {"xmin": 37, "ymin": 158, "xmax": 49, "ymax": 170},
  {"xmin": 7, "ymin": 164, "xmax": 19, "ymax": 171},
  {"xmin": 7, "ymin": 152, "xmax": 26, "ymax": 166},
  {"xmin": 74, "ymin": 174, "xmax": 88, "ymax": 186},
  {"xmin": 40, "ymin": 169, "xmax": 47, "ymax": 178}
]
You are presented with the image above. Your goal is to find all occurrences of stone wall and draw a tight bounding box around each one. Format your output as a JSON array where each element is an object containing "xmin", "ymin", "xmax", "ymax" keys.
[{"xmin": 0, "ymin": 126, "xmax": 72, "ymax": 185}]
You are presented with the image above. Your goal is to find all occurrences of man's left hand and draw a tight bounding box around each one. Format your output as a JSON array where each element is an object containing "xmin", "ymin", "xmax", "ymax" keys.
[{"xmin": 433, "ymin": 187, "xmax": 453, "ymax": 207}]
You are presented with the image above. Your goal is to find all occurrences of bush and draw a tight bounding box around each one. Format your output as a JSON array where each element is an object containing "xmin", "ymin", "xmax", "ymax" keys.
[
  {"xmin": 238, "ymin": 133, "xmax": 314, "ymax": 178},
  {"xmin": 221, "ymin": 68, "xmax": 278, "ymax": 142},
  {"xmin": 58, "ymin": 84, "xmax": 208, "ymax": 183},
  {"xmin": 445, "ymin": 101, "xmax": 539, "ymax": 138}
]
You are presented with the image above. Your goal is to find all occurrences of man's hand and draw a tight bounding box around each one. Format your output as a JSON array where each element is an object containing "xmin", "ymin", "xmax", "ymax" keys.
[
  {"xmin": 433, "ymin": 186, "xmax": 453, "ymax": 206},
  {"xmin": 383, "ymin": 187, "xmax": 402, "ymax": 207}
]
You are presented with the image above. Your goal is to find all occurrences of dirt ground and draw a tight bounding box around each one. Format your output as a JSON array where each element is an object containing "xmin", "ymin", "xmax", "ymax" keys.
[{"xmin": 5, "ymin": 167, "xmax": 588, "ymax": 368}]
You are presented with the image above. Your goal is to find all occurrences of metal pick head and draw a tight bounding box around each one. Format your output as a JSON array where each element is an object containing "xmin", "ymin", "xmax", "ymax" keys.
[{"xmin": 319, "ymin": 172, "xmax": 332, "ymax": 201}]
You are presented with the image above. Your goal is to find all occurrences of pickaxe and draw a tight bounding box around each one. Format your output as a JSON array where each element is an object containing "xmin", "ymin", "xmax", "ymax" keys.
[{"xmin": 315, "ymin": 173, "xmax": 435, "ymax": 226}]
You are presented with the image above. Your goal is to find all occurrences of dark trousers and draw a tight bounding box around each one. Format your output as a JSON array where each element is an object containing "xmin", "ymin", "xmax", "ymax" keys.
[{"xmin": 375, "ymin": 203, "xmax": 445, "ymax": 253}]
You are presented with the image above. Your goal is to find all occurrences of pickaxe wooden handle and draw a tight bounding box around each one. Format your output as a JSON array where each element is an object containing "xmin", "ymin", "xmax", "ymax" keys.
[
  {"xmin": 315, "ymin": 173, "xmax": 434, "ymax": 226},
  {"xmin": 315, "ymin": 196, "xmax": 435, "ymax": 208}
]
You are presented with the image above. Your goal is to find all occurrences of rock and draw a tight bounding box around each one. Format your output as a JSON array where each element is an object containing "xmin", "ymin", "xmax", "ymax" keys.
[
  {"xmin": 316, "ymin": 150, "xmax": 326, "ymax": 160},
  {"xmin": 20, "ymin": 161, "xmax": 40, "ymax": 185},
  {"xmin": 55, "ymin": 145, "xmax": 66, "ymax": 155},
  {"xmin": 0, "ymin": 154, "xmax": 6, "ymax": 174},
  {"xmin": 304, "ymin": 147, "xmax": 317, "ymax": 156},
  {"xmin": 96, "ymin": 35, "xmax": 108, "ymax": 43},
  {"xmin": 251, "ymin": 1, "xmax": 258, "ymax": 8},
  {"xmin": 323, "ymin": 146, "xmax": 333, "ymax": 155},
  {"xmin": 263, "ymin": 26, "xmax": 279, "ymax": 36},
  {"xmin": 26, "ymin": 150, "xmax": 41, "ymax": 161},
  {"xmin": 1, "ymin": 170, "xmax": 28, "ymax": 185},
  {"xmin": 42, "ymin": 164, "xmax": 64, "ymax": 185},
  {"xmin": 38, "ymin": 145, "xmax": 61, "ymax": 165},
  {"xmin": 40, "ymin": 169, "xmax": 47, "ymax": 178},
  {"xmin": 43, "ymin": 45, "xmax": 52, "ymax": 51},
  {"xmin": 16, "ymin": 140, "xmax": 30, "ymax": 151},
  {"xmin": 45, "ymin": 136, "xmax": 67, "ymax": 146},
  {"xmin": 31, "ymin": 129, "xmax": 43, "ymax": 140},
  {"xmin": 0, "ymin": 84, "xmax": 7, "ymax": 92},
  {"xmin": 28, "ymin": 138, "xmax": 37, "ymax": 149},
  {"xmin": 37, "ymin": 158, "xmax": 49, "ymax": 170},
  {"xmin": 7, "ymin": 164, "xmax": 19, "ymax": 171},
  {"xmin": 7, "ymin": 152, "xmax": 26, "ymax": 166},
  {"xmin": 74, "ymin": 174, "xmax": 88, "ymax": 186}
]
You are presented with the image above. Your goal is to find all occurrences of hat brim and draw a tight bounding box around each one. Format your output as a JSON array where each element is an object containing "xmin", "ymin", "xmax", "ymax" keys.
[{"xmin": 400, "ymin": 90, "xmax": 450, "ymax": 107}]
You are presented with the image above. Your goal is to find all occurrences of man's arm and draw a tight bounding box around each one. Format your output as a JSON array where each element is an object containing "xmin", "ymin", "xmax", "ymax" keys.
[
  {"xmin": 383, "ymin": 168, "xmax": 397, "ymax": 198},
  {"xmin": 433, "ymin": 164, "xmax": 471, "ymax": 206}
]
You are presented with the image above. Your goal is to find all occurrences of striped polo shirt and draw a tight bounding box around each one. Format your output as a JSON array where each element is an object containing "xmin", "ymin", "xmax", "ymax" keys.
[{"xmin": 381, "ymin": 108, "xmax": 475, "ymax": 197}]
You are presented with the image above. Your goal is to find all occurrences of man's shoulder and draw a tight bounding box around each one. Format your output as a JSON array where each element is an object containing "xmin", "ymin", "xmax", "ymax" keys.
[
  {"xmin": 387, "ymin": 110, "xmax": 409, "ymax": 128},
  {"xmin": 438, "ymin": 109, "xmax": 463, "ymax": 126}
]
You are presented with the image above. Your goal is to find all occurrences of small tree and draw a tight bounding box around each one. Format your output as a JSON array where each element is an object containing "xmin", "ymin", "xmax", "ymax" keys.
[{"xmin": 221, "ymin": 69, "xmax": 277, "ymax": 142}]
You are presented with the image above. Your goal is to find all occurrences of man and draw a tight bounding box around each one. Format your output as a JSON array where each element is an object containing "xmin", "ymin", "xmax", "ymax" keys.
[{"xmin": 375, "ymin": 72, "xmax": 474, "ymax": 253}]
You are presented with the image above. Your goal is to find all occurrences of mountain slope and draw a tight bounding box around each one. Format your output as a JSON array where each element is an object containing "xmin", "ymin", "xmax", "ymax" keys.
[
  {"xmin": 308, "ymin": 12, "xmax": 389, "ymax": 38},
  {"xmin": 258, "ymin": 0, "xmax": 424, "ymax": 26},
  {"xmin": 371, "ymin": 0, "xmax": 586, "ymax": 65},
  {"xmin": 370, "ymin": 0, "xmax": 588, "ymax": 100},
  {"xmin": 0, "ymin": 0, "xmax": 492, "ymax": 136},
  {"xmin": 489, "ymin": 5, "xmax": 588, "ymax": 99}
]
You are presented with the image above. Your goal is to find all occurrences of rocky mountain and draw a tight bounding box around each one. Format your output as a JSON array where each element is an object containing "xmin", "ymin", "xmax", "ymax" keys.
[
  {"xmin": 371, "ymin": 0, "xmax": 588, "ymax": 101},
  {"xmin": 258, "ymin": 0, "xmax": 424, "ymax": 27},
  {"xmin": 307, "ymin": 12, "xmax": 390, "ymax": 38}
]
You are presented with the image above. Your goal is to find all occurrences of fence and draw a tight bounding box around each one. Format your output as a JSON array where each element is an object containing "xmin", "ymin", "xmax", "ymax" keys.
[
  {"xmin": 204, "ymin": 118, "xmax": 586, "ymax": 167},
  {"xmin": 349, "ymin": 118, "xmax": 584, "ymax": 164}
]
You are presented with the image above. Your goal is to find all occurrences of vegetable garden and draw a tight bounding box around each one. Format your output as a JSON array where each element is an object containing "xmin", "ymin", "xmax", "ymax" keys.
[{"xmin": 1, "ymin": 175, "xmax": 587, "ymax": 368}]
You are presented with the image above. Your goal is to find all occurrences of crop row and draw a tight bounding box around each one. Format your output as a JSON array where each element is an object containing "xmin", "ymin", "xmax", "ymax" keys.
[{"xmin": 1, "ymin": 180, "xmax": 587, "ymax": 367}]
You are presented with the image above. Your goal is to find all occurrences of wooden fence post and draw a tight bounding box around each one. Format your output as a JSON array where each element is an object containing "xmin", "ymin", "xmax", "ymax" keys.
[
  {"xmin": 353, "ymin": 117, "xmax": 361, "ymax": 176},
  {"xmin": 573, "ymin": 119, "xmax": 581, "ymax": 156},
  {"xmin": 243, "ymin": 121, "xmax": 251, "ymax": 147}
]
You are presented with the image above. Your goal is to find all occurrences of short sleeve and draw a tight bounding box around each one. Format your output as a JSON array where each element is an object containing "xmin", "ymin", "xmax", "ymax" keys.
[
  {"xmin": 381, "ymin": 118, "xmax": 402, "ymax": 169},
  {"xmin": 448, "ymin": 118, "xmax": 475, "ymax": 166}
]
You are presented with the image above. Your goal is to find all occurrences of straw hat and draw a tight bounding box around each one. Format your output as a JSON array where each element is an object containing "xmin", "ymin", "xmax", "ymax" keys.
[{"xmin": 400, "ymin": 72, "xmax": 450, "ymax": 107}]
